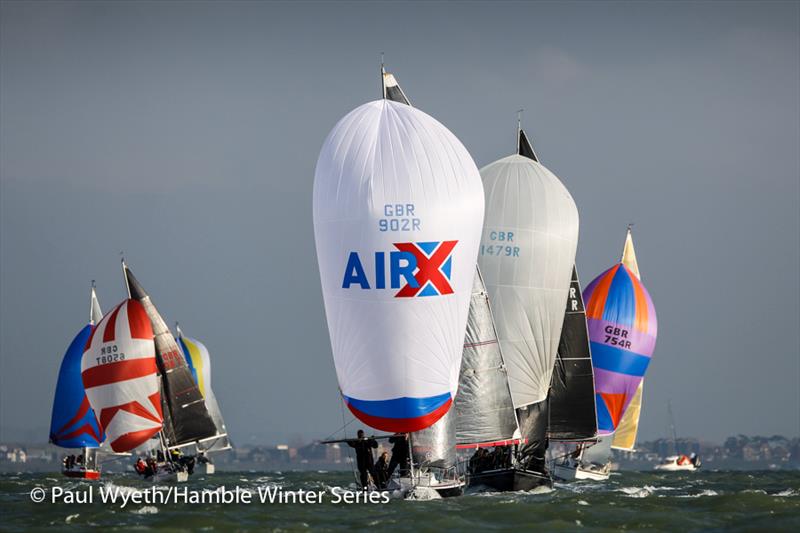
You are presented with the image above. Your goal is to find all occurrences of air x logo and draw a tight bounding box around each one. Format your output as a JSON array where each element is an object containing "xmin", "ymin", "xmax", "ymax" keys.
[{"xmin": 393, "ymin": 241, "xmax": 458, "ymax": 297}]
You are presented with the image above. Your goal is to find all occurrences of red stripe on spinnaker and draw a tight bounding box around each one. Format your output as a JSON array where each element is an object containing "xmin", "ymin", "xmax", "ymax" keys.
[
  {"xmin": 347, "ymin": 398, "xmax": 453, "ymax": 433},
  {"xmin": 102, "ymin": 304, "xmax": 122, "ymax": 343},
  {"xmin": 82, "ymin": 358, "xmax": 158, "ymax": 389},
  {"xmin": 98, "ymin": 398, "xmax": 163, "ymax": 431},
  {"xmin": 456, "ymin": 437, "xmax": 527, "ymax": 450},
  {"xmin": 126, "ymin": 300, "xmax": 153, "ymax": 340},
  {"xmin": 148, "ymin": 392, "xmax": 163, "ymax": 420},
  {"xmin": 54, "ymin": 395, "xmax": 91, "ymax": 437},
  {"xmin": 109, "ymin": 427, "xmax": 162, "ymax": 453},
  {"xmin": 585, "ymin": 264, "xmax": 619, "ymax": 320},
  {"xmin": 56, "ymin": 422, "xmax": 102, "ymax": 444}
]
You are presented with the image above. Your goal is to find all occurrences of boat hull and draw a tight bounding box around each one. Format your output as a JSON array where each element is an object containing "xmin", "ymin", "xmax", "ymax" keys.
[
  {"xmin": 63, "ymin": 469, "xmax": 100, "ymax": 480},
  {"xmin": 553, "ymin": 463, "xmax": 610, "ymax": 481},
  {"xmin": 468, "ymin": 468, "xmax": 552, "ymax": 491},
  {"xmin": 390, "ymin": 473, "xmax": 464, "ymax": 498},
  {"xmin": 654, "ymin": 463, "xmax": 699, "ymax": 472}
]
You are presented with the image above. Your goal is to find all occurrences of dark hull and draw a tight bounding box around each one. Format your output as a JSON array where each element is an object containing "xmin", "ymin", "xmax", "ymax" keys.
[
  {"xmin": 435, "ymin": 484, "xmax": 464, "ymax": 498},
  {"xmin": 468, "ymin": 468, "xmax": 552, "ymax": 491}
]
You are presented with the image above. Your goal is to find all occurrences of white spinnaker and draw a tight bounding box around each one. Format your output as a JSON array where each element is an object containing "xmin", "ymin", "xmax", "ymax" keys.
[
  {"xmin": 81, "ymin": 300, "xmax": 162, "ymax": 452},
  {"xmin": 313, "ymin": 99, "xmax": 484, "ymax": 418},
  {"xmin": 479, "ymin": 154, "xmax": 579, "ymax": 408}
]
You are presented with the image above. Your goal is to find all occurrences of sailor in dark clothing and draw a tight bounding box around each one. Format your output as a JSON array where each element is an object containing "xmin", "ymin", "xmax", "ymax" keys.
[
  {"xmin": 374, "ymin": 452, "xmax": 390, "ymax": 489},
  {"xmin": 347, "ymin": 430, "xmax": 378, "ymax": 489},
  {"xmin": 387, "ymin": 433, "xmax": 410, "ymax": 478}
]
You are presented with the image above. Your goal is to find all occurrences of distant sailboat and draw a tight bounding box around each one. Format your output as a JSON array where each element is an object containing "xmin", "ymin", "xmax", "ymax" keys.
[
  {"xmin": 176, "ymin": 324, "xmax": 232, "ymax": 473},
  {"xmin": 476, "ymin": 120, "xmax": 580, "ymax": 490},
  {"xmin": 314, "ymin": 65, "xmax": 484, "ymax": 497},
  {"xmin": 654, "ymin": 400, "xmax": 700, "ymax": 471},
  {"xmin": 580, "ymin": 227, "xmax": 658, "ymax": 475},
  {"xmin": 50, "ymin": 283, "xmax": 105, "ymax": 479}
]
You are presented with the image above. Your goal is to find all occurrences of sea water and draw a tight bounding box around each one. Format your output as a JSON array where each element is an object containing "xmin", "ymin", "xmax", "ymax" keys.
[{"xmin": 1, "ymin": 470, "xmax": 798, "ymax": 531}]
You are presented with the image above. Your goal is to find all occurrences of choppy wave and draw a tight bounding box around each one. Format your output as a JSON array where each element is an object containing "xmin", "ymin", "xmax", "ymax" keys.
[{"xmin": 1, "ymin": 470, "xmax": 798, "ymax": 531}]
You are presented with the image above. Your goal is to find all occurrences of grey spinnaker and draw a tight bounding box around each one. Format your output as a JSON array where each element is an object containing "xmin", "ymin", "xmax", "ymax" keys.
[
  {"xmin": 123, "ymin": 263, "xmax": 217, "ymax": 447},
  {"xmin": 455, "ymin": 269, "xmax": 519, "ymax": 447},
  {"xmin": 548, "ymin": 265, "xmax": 597, "ymax": 441}
]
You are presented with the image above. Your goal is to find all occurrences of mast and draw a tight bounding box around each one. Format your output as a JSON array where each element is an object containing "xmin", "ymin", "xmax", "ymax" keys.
[{"xmin": 668, "ymin": 399, "xmax": 678, "ymax": 452}]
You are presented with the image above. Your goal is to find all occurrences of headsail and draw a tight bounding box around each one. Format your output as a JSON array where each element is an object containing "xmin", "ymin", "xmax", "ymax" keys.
[
  {"xmin": 177, "ymin": 326, "xmax": 232, "ymax": 452},
  {"xmin": 479, "ymin": 126, "xmax": 579, "ymax": 467},
  {"xmin": 548, "ymin": 265, "xmax": 597, "ymax": 441},
  {"xmin": 123, "ymin": 263, "xmax": 217, "ymax": 446},
  {"xmin": 313, "ymin": 66, "xmax": 484, "ymax": 433},
  {"xmin": 611, "ymin": 381, "xmax": 642, "ymax": 451},
  {"xmin": 454, "ymin": 270, "xmax": 519, "ymax": 447},
  {"xmin": 81, "ymin": 299, "xmax": 162, "ymax": 452},
  {"xmin": 584, "ymin": 228, "xmax": 657, "ymax": 435},
  {"xmin": 50, "ymin": 286, "xmax": 105, "ymax": 448},
  {"xmin": 90, "ymin": 283, "xmax": 103, "ymax": 325}
]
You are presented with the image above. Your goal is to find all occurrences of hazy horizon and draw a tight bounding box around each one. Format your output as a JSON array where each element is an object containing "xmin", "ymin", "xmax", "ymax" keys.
[{"xmin": 1, "ymin": 1, "xmax": 798, "ymax": 446}]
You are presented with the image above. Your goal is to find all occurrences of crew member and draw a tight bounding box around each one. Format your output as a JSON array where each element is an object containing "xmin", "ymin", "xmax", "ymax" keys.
[
  {"xmin": 374, "ymin": 451, "xmax": 390, "ymax": 489},
  {"xmin": 387, "ymin": 433, "xmax": 409, "ymax": 478},
  {"xmin": 347, "ymin": 429, "xmax": 378, "ymax": 489}
]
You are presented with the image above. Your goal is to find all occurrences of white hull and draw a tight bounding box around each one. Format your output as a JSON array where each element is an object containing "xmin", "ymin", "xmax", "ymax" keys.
[
  {"xmin": 654, "ymin": 456, "xmax": 700, "ymax": 472},
  {"xmin": 204, "ymin": 463, "xmax": 215, "ymax": 475},
  {"xmin": 553, "ymin": 463, "xmax": 610, "ymax": 482},
  {"xmin": 151, "ymin": 469, "xmax": 189, "ymax": 482}
]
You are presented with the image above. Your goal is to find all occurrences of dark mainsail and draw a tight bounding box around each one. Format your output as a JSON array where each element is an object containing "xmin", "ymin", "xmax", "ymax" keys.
[
  {"xmin": 455, "ymin": 270, "xmax": 519, "ymax": 447},
  {"xmin": 548, "ymin": 265, "xmax": 598, "ymax": 441},
  {"xmin": 124, "ymin": 264, "xmax": 217, "ymax": 447}
]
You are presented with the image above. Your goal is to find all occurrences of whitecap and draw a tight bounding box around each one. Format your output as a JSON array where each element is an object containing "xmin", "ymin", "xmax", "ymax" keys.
[
  {"xmin": 619, "ymin": 486, "xmax": 654, "ymax": 498},
  {"xmin": 577, "ymin": 500, "xmax": 590, "ymax": 506},
  {"xmin": 65, "ymin": 514, "xmax": 79, "ymax": 523},
  {"xmin": 774, "ymin": 489, "xmax": 798, "ymax": 497},
  {"xmin": 131, "ymin": 506, "xmax": 158, "ymax": 514}
]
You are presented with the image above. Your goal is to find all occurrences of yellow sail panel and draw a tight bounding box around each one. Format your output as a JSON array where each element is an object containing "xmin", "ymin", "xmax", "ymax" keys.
[
  {"xmin": 621, "ymin": 227, "xmax": 641, "ymax": 280},
  {"xmin": 611, "ymin": 381, "xmax": 643, "ymax": 451}
]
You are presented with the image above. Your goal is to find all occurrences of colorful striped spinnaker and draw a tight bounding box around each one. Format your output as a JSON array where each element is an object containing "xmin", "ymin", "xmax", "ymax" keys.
[
  {"xmin": 584, "ymin": 228, "xmax": 657, "ymax": 435},
  {"xmin": 81, "ymin": 299, "xmax": 163, "ymax": 452}
]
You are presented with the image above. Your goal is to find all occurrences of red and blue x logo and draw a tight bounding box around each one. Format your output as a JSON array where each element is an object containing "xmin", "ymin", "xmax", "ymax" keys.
[{"xmin": 393, "ymin": 240, "xmax": 458, "ymax": 297}]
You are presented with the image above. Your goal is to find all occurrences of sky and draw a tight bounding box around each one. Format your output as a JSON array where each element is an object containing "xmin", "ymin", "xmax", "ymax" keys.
[{"xmin": 1, "ymin": 1, "xmax": 798, "ymax": 446}]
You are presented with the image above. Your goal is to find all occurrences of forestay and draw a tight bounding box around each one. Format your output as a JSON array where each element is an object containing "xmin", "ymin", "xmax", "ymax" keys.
[{"xmin": 313, "ymin": 98, "xmax": 484, "ymax": 432}]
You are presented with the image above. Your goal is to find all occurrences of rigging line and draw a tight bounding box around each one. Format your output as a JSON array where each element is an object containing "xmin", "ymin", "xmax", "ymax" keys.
[{"xmin": 337, "ymin": 389, "xmax": 358, "ymax": 485}]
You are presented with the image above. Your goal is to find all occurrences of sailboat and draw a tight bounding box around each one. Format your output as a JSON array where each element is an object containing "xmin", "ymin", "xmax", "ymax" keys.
[
  {"xmin": 579, "ymin": 227, "xmax": 658, "ymax": 475},
  {"xmin": 313, "ymin": 64, "xmax": 484, "ymax": 497},
  {"xmin": 176, "ymin": 324, "xmax": 232, "ymax": 474},
  {"xmin": 549, "ymin": 266, "xmax": 603, "ymax": 481},
  {"xmin": 475, "ymin": 120, "xmax": 580, "ymax": 490},
  {"xmin": 122, "ymin": 261, "xmax": 218, "ymax": 481},
  {"xmin": 454, "ymin": 270, "xmax": 525, "ymax": 489},
  {"xmin": 654, "ymin": 400, "xmax": 700, "ymax": 471},
  {"xmin": 50, "ymin": 283, "xmax": 105, "ymax": 479}
]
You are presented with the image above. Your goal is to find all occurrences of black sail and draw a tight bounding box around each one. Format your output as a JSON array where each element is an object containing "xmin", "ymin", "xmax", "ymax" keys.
[
  {"xmin": 548, "ymin": 265, "xmax": 597, "ymax": 441},
  {"xmin": 515, "ymin": 401, "xmax": 549, "ymax": 472},
  {"xmin": 517, "ymin": 128, "xmax": 539, "ymax": 162},
  {"xmin": 124, "ymin": 265, "xmax": 217, "ymax": 446}
]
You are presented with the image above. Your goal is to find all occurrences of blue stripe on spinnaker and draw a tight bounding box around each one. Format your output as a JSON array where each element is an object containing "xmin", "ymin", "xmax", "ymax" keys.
[
  {"xmin": 595, "ymin": 393, "xmax": 615, "ymax": 432},
  {"xmin": 590, "ymin": 342, "xmax": 651, "ymax": 377},
  {"xmin": 343, "ymin": 392, "xmax": 451, "ymax": 419},
  {"xmin": 602, "ymin": 267, "xmax": 636, "ymax": 327},
  {"xmin": 49, "ymin": 324, "xmax": 104, "ymax": 448}
]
